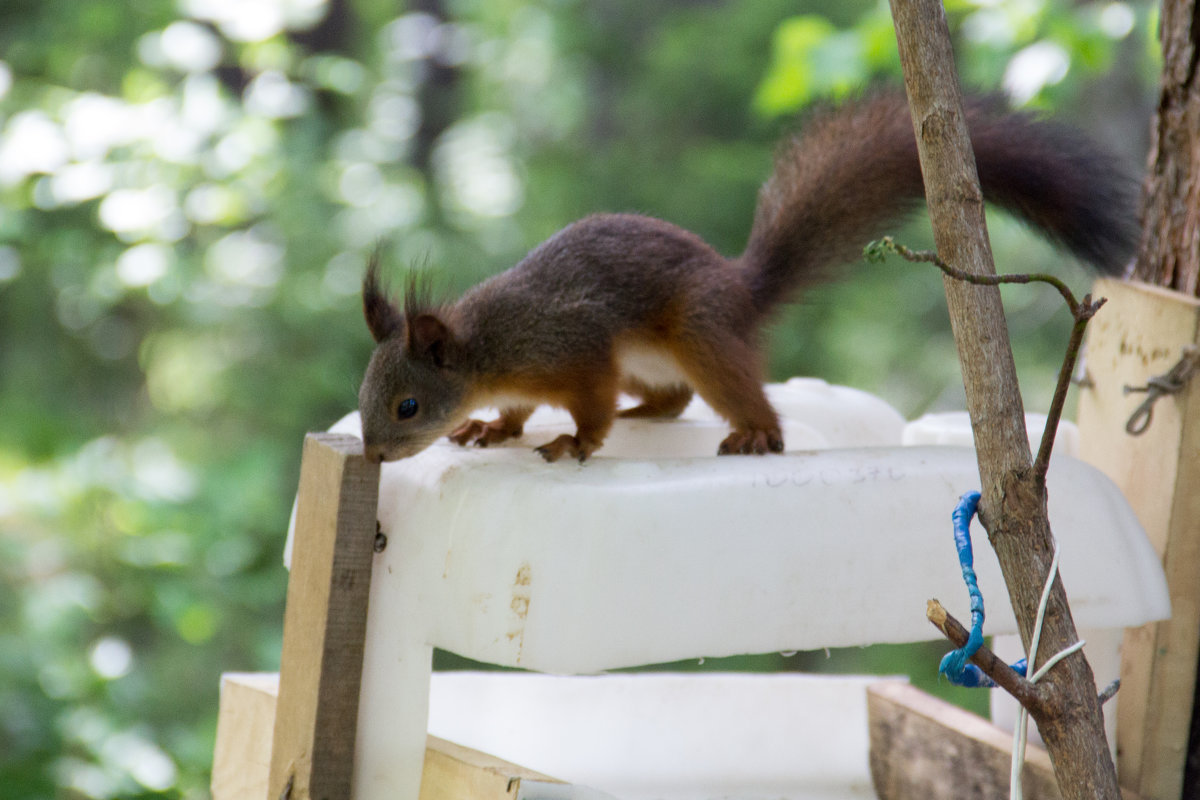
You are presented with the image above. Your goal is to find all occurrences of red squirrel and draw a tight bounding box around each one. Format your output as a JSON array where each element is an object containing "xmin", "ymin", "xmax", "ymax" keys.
[{"xmin": 358, "ymin": 91, "xmax": 1136, "ymax": 464}]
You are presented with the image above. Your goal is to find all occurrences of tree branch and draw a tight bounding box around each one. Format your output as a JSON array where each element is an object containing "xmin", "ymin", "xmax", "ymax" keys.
[
  {"xmin": 1031, "ymin": 307, "xmax": 1100, "ymax": 488},
  {"xmin": 927, "ymin": 599, "xmax": 1042, "ymax": 710}
]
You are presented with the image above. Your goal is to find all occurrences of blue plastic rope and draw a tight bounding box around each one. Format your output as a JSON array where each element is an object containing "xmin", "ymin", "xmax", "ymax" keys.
[
  {"xmin": 940, "ymin": 490, "xmax": 985, "ymax": 683},
  {"xmin": 938, "ymin": 490, "xmax": 1031, "ymax": 688},
  {"xmin": 950, "ymin": 658, "xmax": 1029, "ymax": 688}
]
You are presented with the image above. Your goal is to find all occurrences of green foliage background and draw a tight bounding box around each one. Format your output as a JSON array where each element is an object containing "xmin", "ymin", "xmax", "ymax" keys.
[{"xmin": 0, "ymin": 0, "xmax": 1159, "ymax": 796}]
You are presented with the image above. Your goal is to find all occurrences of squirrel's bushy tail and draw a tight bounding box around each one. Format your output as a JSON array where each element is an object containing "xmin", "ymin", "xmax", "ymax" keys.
[{"xmin": 739, "ymin": 91, "xmax": 1139, "ymax": 316}]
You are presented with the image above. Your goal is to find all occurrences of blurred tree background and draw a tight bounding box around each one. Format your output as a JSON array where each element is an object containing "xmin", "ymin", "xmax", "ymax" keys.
[{"xmin": 0, "ymin": 0, "xmax": 1160, "ymax": 796}]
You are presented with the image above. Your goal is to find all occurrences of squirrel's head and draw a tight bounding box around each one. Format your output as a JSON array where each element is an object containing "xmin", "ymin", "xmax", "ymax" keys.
[{"xmin": 358, "ymin": 259, "xmax": 469, "ymax": 463}]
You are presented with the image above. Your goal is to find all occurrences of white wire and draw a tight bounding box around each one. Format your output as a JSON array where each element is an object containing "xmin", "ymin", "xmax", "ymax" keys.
[{"xmin": 1009, "ymin": 545, "xmax": 1086, "ymax": 800}]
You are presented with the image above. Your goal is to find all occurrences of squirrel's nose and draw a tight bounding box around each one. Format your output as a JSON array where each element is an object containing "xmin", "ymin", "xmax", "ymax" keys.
[{"xmin": 363, "ymin": 443, "xmax": 386, "ymax": 464}]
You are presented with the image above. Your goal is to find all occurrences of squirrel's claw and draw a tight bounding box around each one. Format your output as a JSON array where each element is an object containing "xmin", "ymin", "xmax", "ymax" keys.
[
  {"xmin": 717, "ymin": 428, "xmax": 784, "ymax": 456},
  {"xmin": 449, "ymin": 418, "xmax": 523, "ymax": 448},
  {"xmin": 448, "ymin": 419, "xmax": 485, "ymax": 446},
  {"xmin": 535, "ymin": 434, "xmax": 593, "ymax": 463}
]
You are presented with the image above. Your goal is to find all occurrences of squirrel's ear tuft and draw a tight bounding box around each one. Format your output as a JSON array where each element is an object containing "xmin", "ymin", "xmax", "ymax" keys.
[
  {"xmin": 407, "ymin": 314, "xmax": 454, "ymax": 368},
  {"xmin": 363, "ymin": 249, "xmax": 403, "ymax": 343}
]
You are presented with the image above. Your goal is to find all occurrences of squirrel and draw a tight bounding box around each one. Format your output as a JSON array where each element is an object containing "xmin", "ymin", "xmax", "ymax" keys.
[{"xmin": 358, "ymin": 91, "xmax": 1137, "ymax": 464}]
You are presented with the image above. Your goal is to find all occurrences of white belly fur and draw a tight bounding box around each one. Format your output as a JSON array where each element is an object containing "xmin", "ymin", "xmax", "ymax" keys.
[{"xmin": 616, "ymin": 343, "xmax": 691, "ymax": 389}]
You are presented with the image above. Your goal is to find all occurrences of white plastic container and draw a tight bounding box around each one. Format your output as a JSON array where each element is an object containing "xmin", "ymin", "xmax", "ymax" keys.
[{"xmin": 286, "ymin": 382, "xmax": 1167, "ymax": 800}]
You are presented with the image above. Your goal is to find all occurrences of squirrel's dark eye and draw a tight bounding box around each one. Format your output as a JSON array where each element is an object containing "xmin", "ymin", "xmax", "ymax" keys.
[{"xmin": 395, "ymin": 397, "xmax": 418, "ymax": 419}]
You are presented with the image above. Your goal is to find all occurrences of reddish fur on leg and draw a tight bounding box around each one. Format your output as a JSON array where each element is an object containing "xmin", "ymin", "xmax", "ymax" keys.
[
  {"xmin": 533, "ymin": 369, "xmax": 618, "ymax": 462},
  {"xmin": 670, "ymin": 334, "xmax": 783, "ymax": 456}
]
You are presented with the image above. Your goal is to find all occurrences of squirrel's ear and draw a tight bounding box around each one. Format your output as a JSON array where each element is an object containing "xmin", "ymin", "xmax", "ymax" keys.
[
  {"xmin": 363, "ymin": 252, "xmax": 403, "ymax": 343},
  {"xmin": 408, "ymin": 314, "xmax": 455, "ymax": 368}
]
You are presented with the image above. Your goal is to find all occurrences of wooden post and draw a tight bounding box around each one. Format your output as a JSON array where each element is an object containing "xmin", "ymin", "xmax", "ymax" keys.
[
  {"xmin": 1077, "ymin": 278, "xmax": 1200, "ymax": 799},
  {"xmin": 268, "ymin": 434, "xmax": 380, "ymax": 800}
]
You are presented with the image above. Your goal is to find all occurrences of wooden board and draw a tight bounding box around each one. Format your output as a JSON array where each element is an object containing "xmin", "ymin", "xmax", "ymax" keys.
[
  {"xmin": 268, "ymin": 434, "xmax": 380, "ymax": 800},
  {"xmin": 419, "ymin": 736, "xmax": 563, "ymax": 800},
  {"xmin": 213, "ymin": 672, "xmax": 279, "ymax": 800},
  {"xmin": 1076, "ymin": 278, "xmax": 1200, "ymax": 800},
  {"xmin": 213, "ymin": 673, "xmax": 563, "ymax": 800},
  {"xmin": 868, "ymin": 681, "xmax": 1061, "ymax": 800},
  {"xmin": 868, "ymin": 681, "xmax": 1141, "ymax": 800}
]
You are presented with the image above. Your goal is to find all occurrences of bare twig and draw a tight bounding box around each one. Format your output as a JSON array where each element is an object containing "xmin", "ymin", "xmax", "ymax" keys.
[
  {"xmin": 1032, "ymin": 305, "xmax": 1102, "ymax": 488},
  {"xmin": 865, "ymin": 236, "xmax": 1107, "ymax": 486},
  {"xmin": 865, "ymin": 237, "xmax": 1085, "ymax": 314},
  {"xmin": 927, "ymin": 598, "xmax": 1042, "ymax": 711}
]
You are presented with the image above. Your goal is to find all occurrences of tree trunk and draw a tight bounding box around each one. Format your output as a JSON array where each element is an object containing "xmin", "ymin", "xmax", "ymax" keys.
[
  {"xmin": 1131, "ymin": 0, "xmax": 1200, "ymax": 296},
  {"xmin": 887, "ymin": 1, "xmax": 1121, "ymax": 797}
]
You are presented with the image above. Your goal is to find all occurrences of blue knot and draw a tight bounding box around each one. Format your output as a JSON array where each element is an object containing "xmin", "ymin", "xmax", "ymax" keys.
[{"xmin": 939, "ymin": 657, "xmax": 1029, "ymax": 689}]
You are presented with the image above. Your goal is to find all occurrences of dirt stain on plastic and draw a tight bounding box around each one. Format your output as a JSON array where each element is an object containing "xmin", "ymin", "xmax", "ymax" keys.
[{"xmin": 507, "ymin": 563, "xmax": 532, "ymax": 662}]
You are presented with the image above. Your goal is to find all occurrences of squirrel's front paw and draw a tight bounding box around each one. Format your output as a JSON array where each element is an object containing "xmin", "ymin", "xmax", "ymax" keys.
[
  {"xmin": 717, "ymin": 428, "xmax": 784, "ymax": 455},
  {"xmin": 448, "ymin": 418, "xmax": 520, "ymax": 448}
]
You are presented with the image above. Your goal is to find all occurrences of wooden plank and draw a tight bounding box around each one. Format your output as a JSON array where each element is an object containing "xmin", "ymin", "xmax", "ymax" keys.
[
  {"xmin": 419, "ymin": 736, "xmax": 563, "ymax": 800},
  {"xmin": 1076, "ymin": 278, "xmax": 1200, "ymax": 800},
  {"xmin": 268, "ymin": 434, "xmax": 380, "ymax": 800},
  {"xmin": 216, "ymin": 672, "xmax": 564, "ymax": 800},
  {"xmin": 868, "ymin": 681, "xmax": 1062, "ymax": 800},
  {"xmin": 868, "ymin": 682, "xmax": 1142, "ymax": 800},
  {"xmin": 213, "ymin": 673, "xmax": 279, "ymax": 800}
]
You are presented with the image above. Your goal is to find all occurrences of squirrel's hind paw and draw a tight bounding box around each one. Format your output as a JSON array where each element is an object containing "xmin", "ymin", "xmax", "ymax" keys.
[
  {"xmin": 717, "ymin": 428, "xmax": 784, "ymax": 456},
  {"xmin": 534, "ymin": 434, "xmax": 596, "ymax": 463}
]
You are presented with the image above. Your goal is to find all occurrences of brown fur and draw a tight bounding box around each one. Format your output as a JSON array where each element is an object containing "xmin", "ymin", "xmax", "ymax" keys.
[{"xmin": 358, "ymin": 91, "xmax": 1137, "ymax": 463}]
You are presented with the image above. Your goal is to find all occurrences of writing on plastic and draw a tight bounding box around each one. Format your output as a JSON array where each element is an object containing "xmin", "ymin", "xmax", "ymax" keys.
[{"xmin": 750, "ymin": 464, "xmax": 908, "ymax": 489}]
